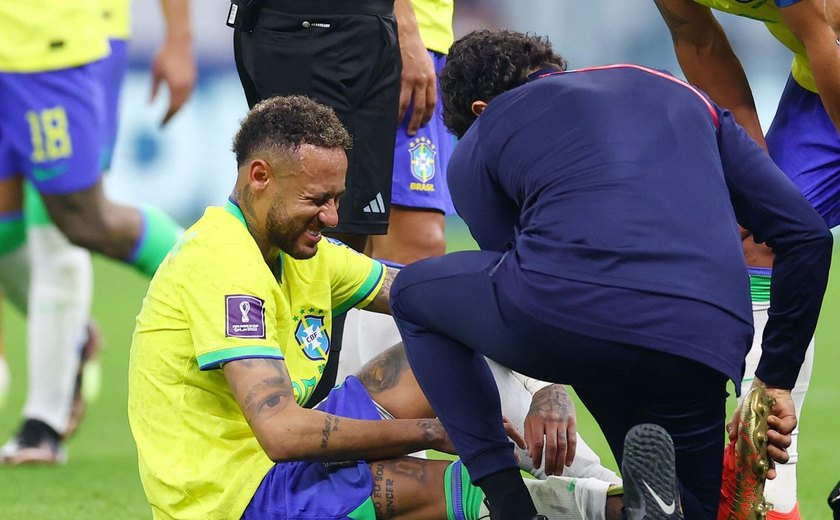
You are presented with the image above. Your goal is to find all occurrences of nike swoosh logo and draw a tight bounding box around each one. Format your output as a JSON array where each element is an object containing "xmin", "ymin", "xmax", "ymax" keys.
[
  {"xmin": 32, "ymin": 164, "xmax": 68, "ymax": 182},
  {"xmin": 643, "ymin": 480, "xmax": 675, "ymax": 515}
]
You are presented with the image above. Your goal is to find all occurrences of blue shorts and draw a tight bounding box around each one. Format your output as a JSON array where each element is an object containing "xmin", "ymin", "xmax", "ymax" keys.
[
  {"xmin": 242, "ymin": 376, "xmax": 379, "ymax": 520},
  {"xmin": 391, "ymin": 51, "xmax": 456, "ymax": 215},
  {"xmin": 766, "ymin": 74, "xmax": 840, "ymax": 228},
  {"xmin": 0, "ymin": 63, "xmax": 105, "ymax": 195},
  {"xmin": 90, "ymin": 38, "xmax": 129, "ymax": 171}
]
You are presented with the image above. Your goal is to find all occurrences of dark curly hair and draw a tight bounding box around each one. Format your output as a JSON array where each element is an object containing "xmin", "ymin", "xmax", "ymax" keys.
[
  {"xmin": 441, "ymin": 30, "xmax": 567, "ymax": 138},
  {"xmin": 232, "ymin": 95, "xmax": 352, "ymax": 167}
]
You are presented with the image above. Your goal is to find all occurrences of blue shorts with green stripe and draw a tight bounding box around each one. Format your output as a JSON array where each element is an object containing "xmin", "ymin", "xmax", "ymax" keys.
[{"xmin": 242, "ymin": 376, "xmax": 379, "ymax": 519}]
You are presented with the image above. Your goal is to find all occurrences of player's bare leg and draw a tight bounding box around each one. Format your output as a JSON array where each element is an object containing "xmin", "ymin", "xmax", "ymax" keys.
[
  {"xmin": 367, "ymin": 205, "xmax": 446, "ymax": 265},
  {"xmin": 41, "ymin": 179, "xmax": 181, "ymax": 277}
]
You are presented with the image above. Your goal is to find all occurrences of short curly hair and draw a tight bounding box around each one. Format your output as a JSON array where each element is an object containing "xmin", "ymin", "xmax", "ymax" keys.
[
  {"xmin": 441, "ymin": 30, "xmax": 567, "ymax": 138},
  {"xmin": 232, "ymin": 95, "xmax": 352, "ymax": 167}
]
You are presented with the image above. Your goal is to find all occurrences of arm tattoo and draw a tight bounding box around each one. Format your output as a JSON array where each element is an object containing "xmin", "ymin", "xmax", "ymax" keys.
[
  {"xmin": 237, "ymin": 359, "xmax": 294, "ymax": 422},
  {"xmin": 528, "ymin": 384, "xmax": 573, "ymax": 420},
  {"xmin": 357, "ymin": 344, "xmax": 409, "ymax": 394},
  {"xmin": 366, "ymin": 267, "xmax": 399, "ymax": 314},
  {"xmin": 416, "ymin": 419, "xmax": 441, "ymax": 443},
  {"xmin": 381, "ymin": 266, "xmax": 397, "ymax": 296},
  {"xmin": 320, "ymin": 414, "xmax": 340, "ymax": 449}
]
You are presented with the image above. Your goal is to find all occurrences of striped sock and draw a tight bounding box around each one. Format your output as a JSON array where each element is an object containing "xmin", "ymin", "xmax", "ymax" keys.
[{"xmin": 127, "ymin": 206, "xmax": 183, "ymax": 277}]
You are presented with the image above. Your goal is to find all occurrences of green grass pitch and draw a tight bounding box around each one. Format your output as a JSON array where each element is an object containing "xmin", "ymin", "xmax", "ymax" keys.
[{"xmin": 0, "ymin": 219, "xmax": 837, "ymax": 518}]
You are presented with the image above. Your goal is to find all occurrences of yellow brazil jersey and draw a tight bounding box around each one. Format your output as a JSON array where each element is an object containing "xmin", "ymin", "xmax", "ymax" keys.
[
  {"xmin": 128, "ymin": 200, "xmax": 385, "ymax": 520},
  {"xmin": 412, "ymin": 0, "xmax": 455, "ymax": 55},
  {"xmin": 693, "ymin": 0, "xmax": 816, "ymax": 92},
  {"xmin": 0, "ymin": 1, "xmax": 109, "ymax": 72},
  {"xmin": 101, "ymin": 0, "xmax": 132, "ymax": 40}
]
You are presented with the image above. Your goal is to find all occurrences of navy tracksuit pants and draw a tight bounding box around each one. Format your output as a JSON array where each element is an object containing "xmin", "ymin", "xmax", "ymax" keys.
[{"xmin": 390, "ymin": 250, "xmax": 728, "ymax": 519}]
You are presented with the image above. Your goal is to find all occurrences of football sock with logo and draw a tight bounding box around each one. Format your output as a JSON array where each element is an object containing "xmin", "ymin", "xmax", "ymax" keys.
[{"xmin": 126, "ymin": 206, "xmax": 183, "ymax": 277}]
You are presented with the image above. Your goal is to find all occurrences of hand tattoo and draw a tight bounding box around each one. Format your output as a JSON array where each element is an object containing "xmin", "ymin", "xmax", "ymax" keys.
[{"xmin": 529, "ymin": 384, "xmax": 574, "ymax": 421}]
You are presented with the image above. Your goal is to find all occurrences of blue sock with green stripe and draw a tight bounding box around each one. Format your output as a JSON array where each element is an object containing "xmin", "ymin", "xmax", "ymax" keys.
[
  {"xmin": 126, "ymin": 206, "xmax": 183, "ymax": 277},
  {"xmin": 445, "ymin": 460, "xmax": 486, "ymax": 520}
]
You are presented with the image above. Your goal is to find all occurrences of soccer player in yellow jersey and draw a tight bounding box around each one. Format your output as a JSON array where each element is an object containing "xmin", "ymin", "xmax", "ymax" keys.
[
  {"xmin": 654, "ymin": 2, "xmax": 840, "ymax": 518},
  {"xmin": 129, "ymin": 95, "xmax": 624, "ymax": 520},
  {"xmin": 0, "ymin": 0, "xmax": 196, "ymax": 464}
]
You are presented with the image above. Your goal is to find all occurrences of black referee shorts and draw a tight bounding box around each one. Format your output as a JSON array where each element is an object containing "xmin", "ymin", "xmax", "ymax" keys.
[{"xmin": 234, "ymin": 0, "xmax": 400, "ymax": 235}]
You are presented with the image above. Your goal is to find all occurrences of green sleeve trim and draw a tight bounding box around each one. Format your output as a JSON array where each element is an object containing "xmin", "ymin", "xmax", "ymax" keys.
[
  {"xmin": 332, "ymin": 262, "xmax": 385, "ymax": 316},
  {"xmin": 197, "ymin": 346, "xmax": 284, "ymax": 370},
  {"xmin": 347, "ymin": 497, "xmax": 377, "ymax": 520}
]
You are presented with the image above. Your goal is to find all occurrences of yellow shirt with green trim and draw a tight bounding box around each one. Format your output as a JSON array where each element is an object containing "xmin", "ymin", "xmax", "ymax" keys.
[
  {"xmin": 0, "ymin": 1, "xmax": 109, "ymax": 72},
  {"xmin": 693, "ymin": 0, "xmax": 816, "ymax": 92},
  {"xmin": 128, "ymin": 201, "xmax": 386, "ymax": 520},
  {"xmin": 412, "ymin": 0, "xmax": 455, "ymax": 55},
  {"xmin": 101, "ymin": 0, "xmax": 132, "ymax": 40}
]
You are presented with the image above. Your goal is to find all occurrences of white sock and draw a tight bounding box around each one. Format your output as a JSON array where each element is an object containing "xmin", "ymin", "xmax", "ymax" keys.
[
  {"xmin": 476, "ymin": 476, "xmax": 610, "ymax": 520},
  {"xmin": 745, "ymin": 301, "xmax": 809, "ymax": 512},
  {"xmin": 22, "ymin": 225, "xmax": 93, "ymax": 434}
]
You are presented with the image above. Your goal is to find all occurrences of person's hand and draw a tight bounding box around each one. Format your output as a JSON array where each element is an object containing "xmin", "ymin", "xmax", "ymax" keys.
[
  {"xmin": 149, "ymin": 33, "xmax": 196, "ymax": 126},
  {"xmin": 396, "ymin": 30, "xmax": 436, "ymax": 135},
  {"xmin": 727, "ymin": 379, "xmax": 797, "ymax": 480},
  {"xmin": 523, "ymin": 384, "xmax": 577, "ymax": 476}
]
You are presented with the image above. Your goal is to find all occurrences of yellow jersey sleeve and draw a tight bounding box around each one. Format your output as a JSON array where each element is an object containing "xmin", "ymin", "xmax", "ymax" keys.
[
  {"xmin": 320, "ymin": 238, "xmax": 387, "ymax": 315},
  {"xmin": 174, "ymin": 214, "xmax": 289, "ymax": 370}
]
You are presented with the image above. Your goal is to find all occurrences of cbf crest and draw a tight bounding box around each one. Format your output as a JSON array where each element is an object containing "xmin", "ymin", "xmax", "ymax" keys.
[
  {"xmin": 294, "ymin": 309, "xmax": 330, "ymax": 361},
  {"xmin": 408, "ymin": 136, "xmax": 437, "ymax": 185}
]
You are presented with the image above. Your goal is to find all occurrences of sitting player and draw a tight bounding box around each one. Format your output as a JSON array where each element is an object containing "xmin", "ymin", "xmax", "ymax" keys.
[{"xmin": 127, "ymin": 95, "xmax": 621, "ymax": 519}]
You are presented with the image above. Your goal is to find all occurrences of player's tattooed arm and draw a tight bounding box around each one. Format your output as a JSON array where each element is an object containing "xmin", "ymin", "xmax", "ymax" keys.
[
  {"xmin": 363, "ymin": 266, "xmax": 398, "ymax": 315},
  {"xmin": 224, "ymin": 358, "xmax": 296, "ymax": 425},
  {"xmin": 224, "ymin": 354, "xmax": 453, "ymax": 462}
]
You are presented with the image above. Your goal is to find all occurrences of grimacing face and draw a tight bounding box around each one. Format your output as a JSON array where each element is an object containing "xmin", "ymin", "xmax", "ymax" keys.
[{"xmin": 265, "ymin": 144, "xmax": 347, "ymax": 259}]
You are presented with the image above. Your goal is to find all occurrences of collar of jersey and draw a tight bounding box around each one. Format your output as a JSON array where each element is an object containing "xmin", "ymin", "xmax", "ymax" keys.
[
  {"xmin": 224, "ymin": 197, "xmax": 248, "ymax": 228},
  {"xmin": 224, "ymin": 197, "xmax": 284, "ymax": 277}
]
